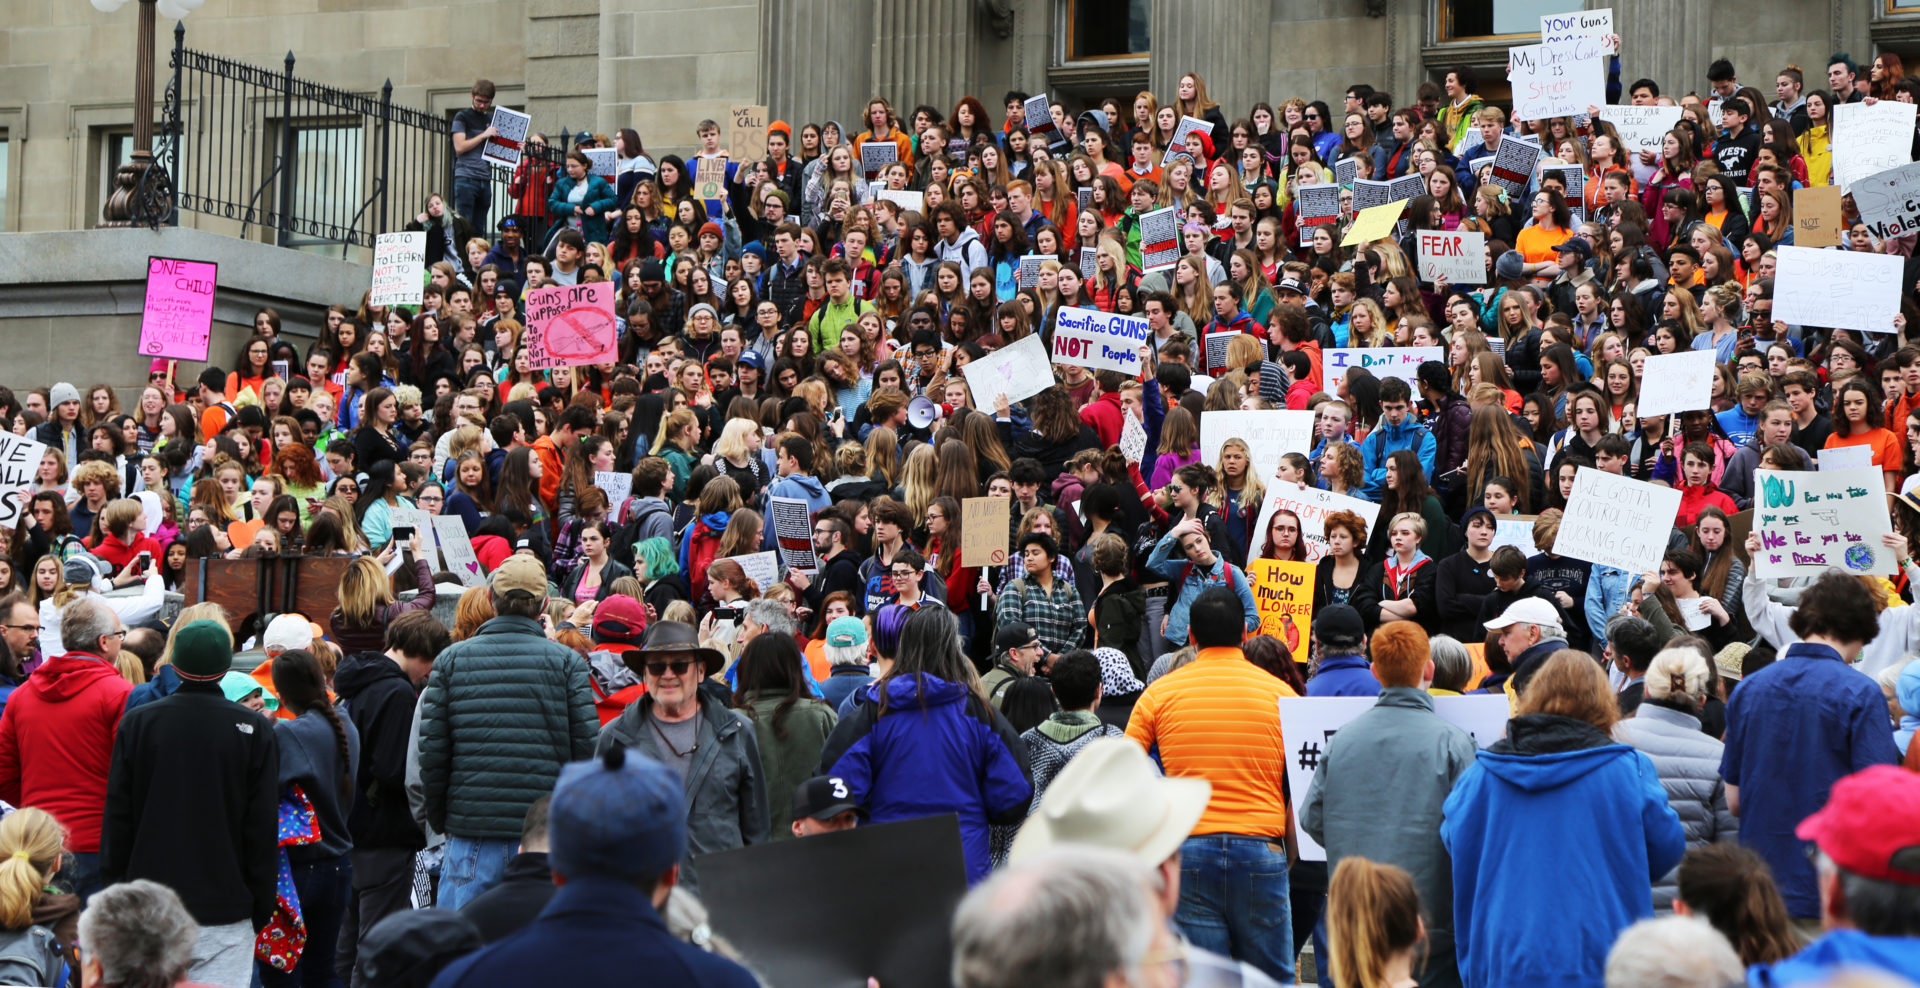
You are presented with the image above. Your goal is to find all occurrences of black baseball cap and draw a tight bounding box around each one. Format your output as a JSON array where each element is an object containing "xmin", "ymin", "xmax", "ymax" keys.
[
  {"xmin": 995, "ymin": 622, "xmax": 1040, "ymax": 652},
  {"xmin": 792, "ymin": 776, "xmax": 862, "ymax": 822}
]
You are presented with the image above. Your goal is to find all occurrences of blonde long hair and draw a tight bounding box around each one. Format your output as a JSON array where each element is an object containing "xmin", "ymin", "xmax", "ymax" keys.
[
  {"xmin": 337, "ymin": 555, "xmax": 396, "ymax": 628},
  {"xmin": 900, "ymin": 443, "xmax": 939, "ymax": 522},
  {"xmin": 0, "ymin": 808, "xmax": 64, "ymax": 929},
  {"xmin": 1208, "ymin": 437, "xmax": 1266, "ymax": 517},
  {"xmin": 1327, "ymin": 856, "xmax": 1423, "ymax": 988},
  {"xmin": 159, "ymin": 602, "xmax": 232, "ymax": 668}
]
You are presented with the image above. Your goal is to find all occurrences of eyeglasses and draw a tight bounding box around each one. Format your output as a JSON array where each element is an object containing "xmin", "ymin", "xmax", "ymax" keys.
[
  {"xmin": 644, "ymin": 659, "xmax": 695, "ymax": 677},
  {"xmin": 101, "ymin": 630, "xmax": 127, "ymax": 641},
  {"xmin": 1, "ymin": 624, "xmax": 35, "ymax": 633}
]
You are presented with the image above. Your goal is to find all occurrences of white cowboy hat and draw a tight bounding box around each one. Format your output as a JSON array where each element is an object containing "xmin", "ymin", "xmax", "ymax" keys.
[{"xmin": 1007, "ymin": 737, "xmax": 1211, "ymax": 867}]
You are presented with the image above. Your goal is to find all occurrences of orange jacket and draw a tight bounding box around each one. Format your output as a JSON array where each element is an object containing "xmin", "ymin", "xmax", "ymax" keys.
[{"xmin": 532, "ymin": 434, "xmax": 563, "ymax": 518}]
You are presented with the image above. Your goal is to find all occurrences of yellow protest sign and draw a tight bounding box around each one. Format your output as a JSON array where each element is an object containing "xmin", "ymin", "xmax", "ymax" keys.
[
  {"xmin": 1340, "ymin": 200, "xmax": 1404, "ymax": 247},
  {"xmin": 1246, "ymin": 559, "xmax": 1315, "ymax": 653}
]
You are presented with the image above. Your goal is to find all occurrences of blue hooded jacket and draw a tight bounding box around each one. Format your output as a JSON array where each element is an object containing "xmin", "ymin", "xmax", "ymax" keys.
[
  {"xmin": 815, "ymin": 673, "xmax": 1032, "ymax": 883},
  {"xmin": 1747, "ymin": 929, "xmax": 1920, "ymax": 987},
  {"xmin": 1442, "ymin": 713, "xmax": 1685, "ymax": 988},
  {"xmin": 1359, "ymin": 417, "xmax": 1436, "ymax": 499},
  {"xmin": 1306, "ymin": 653, "xmax": 1380, "ymax": 697},
  {"xmin": 1896, "ymin": 660, "xmax": 1920, "ymax": 756}
]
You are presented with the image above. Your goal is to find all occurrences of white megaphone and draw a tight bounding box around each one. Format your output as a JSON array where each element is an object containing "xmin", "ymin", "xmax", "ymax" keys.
[{"xmin": 907, "ymin": 396, "xmax": 940, "ymax": 430}]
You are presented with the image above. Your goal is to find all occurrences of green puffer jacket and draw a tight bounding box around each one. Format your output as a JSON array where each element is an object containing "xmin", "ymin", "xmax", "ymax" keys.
[{"xmin": 418, "ymin": 615, "xmax": 600, "ymax": 840}]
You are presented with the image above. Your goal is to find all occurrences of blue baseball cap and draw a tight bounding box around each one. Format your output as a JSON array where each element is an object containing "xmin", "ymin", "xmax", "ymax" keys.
[{"xmin": 548, "ymin": 746, "xmax": 686, "ymax": 882}]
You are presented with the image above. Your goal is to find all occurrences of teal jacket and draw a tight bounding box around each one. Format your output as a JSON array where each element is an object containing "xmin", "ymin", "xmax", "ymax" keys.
[{"xmin": 547, "ymin": 174, "xmax": 619, "ymax": 243}]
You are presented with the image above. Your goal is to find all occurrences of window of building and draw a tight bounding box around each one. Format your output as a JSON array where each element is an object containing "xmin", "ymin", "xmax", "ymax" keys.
[
  {"xmin": 100, "ymin": 131, "xmax": 135, "ymax": 215},
  {"xmin": 281, "ymin": 121, "xmax": 364, "ymax": 252},
  {"xmin": 1065, "ymin": 0, "xmax": 1148, "ymax": 60},
  {"xmin": 0, "ymin": 133, "xmax": 9, "ymax": 230},
  {"xmin": 1439, "ymin": 0, "xmax": 1567, "ymax": 40}
]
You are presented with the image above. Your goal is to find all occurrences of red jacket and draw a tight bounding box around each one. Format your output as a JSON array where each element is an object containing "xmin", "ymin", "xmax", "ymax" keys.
[
  {"xmin": 0, "ymin": 653, "xmax": 133, "ymax": 852},
  {"xmin": 89, "ymin": 530, "xmax": 164, "ymax": 574},
  {"xmin": 1676, "ymin": 484, "xmax": 1737, "ymax": 527},
  {"xmin": 1080, "ymin": 391, "xmax": 1127, "ymax": 448}
]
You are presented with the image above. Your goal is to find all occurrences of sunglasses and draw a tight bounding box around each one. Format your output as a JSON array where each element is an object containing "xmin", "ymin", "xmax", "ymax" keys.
[{"xmin": 644, "ymin": 659, "xmax": 695, "ymax": 677}]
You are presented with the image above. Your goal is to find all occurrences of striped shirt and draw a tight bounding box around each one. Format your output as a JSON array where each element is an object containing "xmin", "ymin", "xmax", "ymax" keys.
[{"xmin": 1126, "ymin": 647, "xmax": 1296, "ymax": 839}]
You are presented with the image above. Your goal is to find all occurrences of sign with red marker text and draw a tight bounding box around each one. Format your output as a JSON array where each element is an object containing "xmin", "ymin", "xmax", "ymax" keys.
[
  {"xmin": 139, "ymin": 256, "xmax": 218, "ymax": 361},
  {"xmin": 961, "ymin": 497, "xmax": 1010, "ymax": 568},
  {"xmin": 1506, "ymin": 38, "xmax": 1605, "ymax": 121},
  {"xmin": 1246, "ymin": 559, "xmax": 1315, "ymax": 653},
  {"xmin": 523, "ymin": 281, "xmax": 618, "ymax": 369},
  {"xmin": 369, "ymin": 232, "xmax": 426, "ymax": 308},
  {"xmin": 1751, "ymin": 468, "xmax": 1893, "ymax": 578},
  {"xmin": 1416, "ymin": 229, "xmax": 1486, "ymax": 284},
  {"xmin": 1249, "ymin": 481, "xmax": 1382, "ymax": 563},
  {"xmin": 1052, "ymin": 307, "xmax": 1148, "ymax": 374}
]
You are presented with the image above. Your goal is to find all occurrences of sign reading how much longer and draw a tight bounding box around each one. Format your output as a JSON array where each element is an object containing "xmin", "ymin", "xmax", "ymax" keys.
[{"xmin": 1052, "ymin": 307, "xmax": 1148, "ymax": 374}]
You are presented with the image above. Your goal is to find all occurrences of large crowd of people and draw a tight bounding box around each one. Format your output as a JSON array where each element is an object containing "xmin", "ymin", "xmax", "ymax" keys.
[{"xmin": 0, "ymin": 41, "xmax": 1915, "ymax": 988}]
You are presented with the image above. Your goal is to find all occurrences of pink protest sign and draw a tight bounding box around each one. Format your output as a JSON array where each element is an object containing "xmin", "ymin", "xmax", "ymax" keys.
[
  {"xmin": 523, "ymin": 281, "xmax": 618, "ymax": 369},
  {"xmin": 139, "ymin": 256, "xmax": 218, "ymax": 361}
]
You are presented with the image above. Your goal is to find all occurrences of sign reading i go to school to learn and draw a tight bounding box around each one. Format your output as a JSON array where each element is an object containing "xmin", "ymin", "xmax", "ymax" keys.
[
  {"xmin": 1246, "ymin": 559, "xmax": 1315, "ymax": 653},
  {"xmin": 139, "ymin": 256, "xmax": 218, "ymax": 361},
  {"xmin": 370, "ymin": 232, "xmax": 426, "ymax": 308},
  {"xmin": 1751, "ymin": 468, "xmax": 1894, "ymax": 578},
  {"xmin": 1052, "ymin": 307, "xmax": 1149, "ymax": 374}
]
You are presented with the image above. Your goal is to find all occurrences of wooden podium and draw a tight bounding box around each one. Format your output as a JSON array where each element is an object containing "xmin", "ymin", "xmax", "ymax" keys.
[{"xmin": 182, "ymin": 555, "xmax": 355, "ymax": 633}]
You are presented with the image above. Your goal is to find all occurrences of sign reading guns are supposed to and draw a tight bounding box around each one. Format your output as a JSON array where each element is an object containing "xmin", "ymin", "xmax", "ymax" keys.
[
  {"xmin": 1052, "ymin": 307, "xmax": 1148, "ymax": 374},
  {"xmin": 1322, "ymin": 347, "xmax": 1444, "ymax": 387},
  {"xmin": 1751, "ymin": 468, "xmax": 1894, "ymax": 578}
]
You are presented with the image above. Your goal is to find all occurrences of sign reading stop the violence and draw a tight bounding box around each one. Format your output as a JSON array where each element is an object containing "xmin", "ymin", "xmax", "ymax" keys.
[
  {"xmin": 1052, "ymin": 306, "xmax": 1148, "ymax": 374},
  {"xmin": 523, "ymin": 281, "xmax": 618, "ymax": 369}
]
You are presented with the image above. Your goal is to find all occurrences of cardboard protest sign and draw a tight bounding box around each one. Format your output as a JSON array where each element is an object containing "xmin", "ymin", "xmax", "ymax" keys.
[
  {"xmin": 583, "ymin": 148, "xmax": 616, "ymax": 178},
  {"xmin": 729, "ymin": 104, "xmax": 768, "ymax": 161},
  {"xmin": 369, "ymin": 232, "xmax": 425, "ymax": 308},
  {"xmin": 482, "ymin": 107, "xmax": 530, "ymax": 168},
  {"xmin": 699, "ymin": 815, "xmax": 968, "ymax": 988},
  {"xmin": 1601, "ymin": 105, "xmax": 1682, "ymax": 155},
  {"xmin": 430, "ymin": 514, "xmax": 484, "ymax": 586},
  {"xmin": 858, "ymin": 142, "xmax": 897, "ymax": 181},
  {"xmin": 769, "ymin": 496, "xmax": 817, "ymax": 573},
  {"xmin": 523, "ymin": 281, "xmax": 618, "ymax": 369},
  {"xmin": 1834, "ymin": 100, "xmax": 1918, "ymax": 190},
  {"xmin": 1556, "ymin": 468, "xmax": 1682, "ymax": 574},
  {"xmin": 1023, "ymin": 93, "xmax": 1064, "ymax": 149},
  {"xmin": 1507, "ymin": 39, "xmax": 1606, "ymax": 121},
  {"xmin": 961, "ymin": 333, "xmax": 1054, "ymax": 408},
  {"xmin": 875, "ymin": 189, "xmax": 924, "ymax": 214},
  {"xmin": 694, "ymin": 157, "xmax": 727, "ymax": 200},
  {"xmin": 1540, "ymin": 7, "xmax": 1614, "ymax": 47},
  {"xmin": 1341, "ymin": 200, "xmax": 1403, "ymax": 246},
  {"xmin": 736, "ymin": 550, "xmax": 780, "ymax": 591},
  {"xmin": 1249, "ymin": 481, "xmax": 1382, "ymax": 563},
  {"xmin": 1634, "ymin": 350, "xmax": 1716, "ymax": 417},
  {"xmin": 1200, "ymin": 410, "xmax": 1316, "ymax": 484},
  {"xmin": 1794, "ymin": 185, "xmax": 1844, "ymax": 248},
  {"xmin": 1849, "ymin": 161, "xmax": 1920, "ymax": 240},
  {"xmin": 1295, "ymin": 185, "xmax": 1340, "ymax": 244},
  {"xmin": 1138, "ymin": 206, "xmax": 1180, "ymax": 271},
  {"xmin": 1323, "ymin": 347, "xmax": 1445, "ymax": 387},
  {"xmin": 1818, "ymin": 445, "xmax": 1874, "ymax": 472},
  {"xmin": 1417, "ymin": 229, "xmax": 1487, "ymax": 284},
  {"xmin": 961, "ymin": 496, "xmax": 1010, "ymax": 567},
  {"xmin": 1489, "ymin": 139, "xmax": 1543, "ymax": 197},
  {"xmin": 595, "ymin": 470, "xmax": 632, "ymax": 508},
  {"xmin": 1752, "ymin": 468, "xmax": 1894, "ymax": 577},
  {"xmin": 1161, "ymin": 115, "xmax": 1215, "ymax": 167},
  {"xmin": 139, "ymin": 257, "xmax": 218, "ymax": 361},
  {"xmin": 1052, "ymin": 306, "xmax": 1148, "ymax": 375},
  {"xmin": 0, "ymin": 435, "xmax": 48, "ymax": 529},
  {"xmin": 1281, "ymin": 695, "xmax": 1510, "ymax": 860},
  {"xmin": 1246, "ymin": 559, "xmax": 1315, "ymax": 652},
  {"xmin": 1772, "ymin": 245, "xmax": 1904, "ymax": 333}
]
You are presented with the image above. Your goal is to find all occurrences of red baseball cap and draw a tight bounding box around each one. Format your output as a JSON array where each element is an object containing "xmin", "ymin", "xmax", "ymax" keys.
[
  {"xmin": 1795, "ymin": 765, "xmax": 1920, "ymax": 886},
  {"xmin": 591, "ymin": 594, "xmax": 649, "ymax": 650}
]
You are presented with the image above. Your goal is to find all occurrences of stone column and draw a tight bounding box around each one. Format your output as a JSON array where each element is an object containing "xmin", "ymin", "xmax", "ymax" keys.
[
  {"xmin": 762, "ymin": 0, "xmax": 875, "ymax": 129},
  {"xmin": 1149, "ymin": 0, "xmax": 1272, "ymax": 123},
  {"xmin": 1613, "ymin": 0, "xmax": 1709, "ymax": 99},
  {"xmin": 872, "ymin": 0, "xmax": 979, "ymax": 120}
]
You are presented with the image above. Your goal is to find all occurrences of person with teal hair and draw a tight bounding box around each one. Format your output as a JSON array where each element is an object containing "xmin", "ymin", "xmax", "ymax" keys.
[{"xmin": 634, "ymin": 536, "xmax": 689, "ymax": 620}]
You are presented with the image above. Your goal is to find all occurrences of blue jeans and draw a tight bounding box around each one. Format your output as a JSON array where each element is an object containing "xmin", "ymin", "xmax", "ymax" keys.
[
  {"xmin": 260, "ymin": 855, "xmax": 352, "ymax": 988},
  {"xmin": 1176, "ymin": 835, "xmax": 1294, "ymax": 984},
  {"xmin": 452, "ymin": 176, "xmax": 492, "ymax": 235},
  {"xmin": 436, "ymin": 836, "xmax": 514, "ymax": 911},
  {"xmin": 66, "ymin": 851, "xmax": 102, "ymax": 904}
]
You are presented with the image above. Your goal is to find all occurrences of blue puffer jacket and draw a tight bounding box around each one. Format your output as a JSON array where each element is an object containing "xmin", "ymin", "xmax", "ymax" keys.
[
  {"xmin": 1442, "ymin": 713, "xmax": 1685, "ymax": 988},
  {"xmin": 816, "ymin": 674, "xmax": 1032, "ymax": 883}
]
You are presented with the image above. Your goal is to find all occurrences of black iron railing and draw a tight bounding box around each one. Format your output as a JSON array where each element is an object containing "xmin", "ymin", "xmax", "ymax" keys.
[{"xmin": 155, "ymin": 22, "xmax": 575, "ymax": 254}]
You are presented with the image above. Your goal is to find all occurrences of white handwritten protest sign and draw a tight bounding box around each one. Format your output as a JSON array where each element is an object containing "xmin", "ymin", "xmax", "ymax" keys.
[
  {"xmin": 1120, "ymin": 412, "xmax": 1148, "ymax": 464},
  {"xmin": 0, "ymin": 435, "xmax": 47, "ymax": 529},
  {"xmin": 1138, "ymin": 206, "xmax": 1181, "ymax": 271},
  {"xmin": 1818, "ymin": 445, "xmax": 1875, "ymax": 472},
  {"xmin": 483, "ymin": 107, "xmax": 531, "ymax": 169},
  {"xmin": 1323, "ymin": 347, "xmax": 1445, "ymax": 387},
  {"xmin": 595, "ymin": 470, "xmax": 632, "ymax": 508},
  {"xmin": 584, "ymin": 148, "xmax": 616, "ymax": 178},
  {"xmin": 859, "ymin": 142, "xmax": 897, "ymax": 181},
  {"xmin": 1772, "ymin": 245, "xmax": 1904, "ymax": 333},
  {"xmin": 1489, "ymin": 139, "xmax": 1543, "ymax": 197},
  {"xmin": 1162, "ymin": 115, "xmax": 1214, "ymax": 167},
  {"xmin": 1540, "ymin": 7, "xmax": 1614, "ymax": 48},
  {"xmin": 769, "ymin": 496, "xmax": 817, "ymax": 573},
  {"xmin": 524, "ymin": 281, "xmax": 619, "ymax": 368},
  {"xmin": 1635, "ymin": 350, "xmax": 1716, "ymax": 417},
  {"xmin": 1250, "ymin": 481, "xmax": 1382, "ymax": 563},
  {"xmin": 1849, "ymin": 161, "xmax": 1920, "ymax": 240},
  {"xmin": 1833, "ymin": 100, "xmax": 1918, "ymax": 190},
  {"xmin": 1200, "ymin": 410, "xmax": 1316, "ymax": 484},
  {"xmin": 388, "ymin": 506, "xmax": 440, "ymax": 570},
  {"xmin": 370, "ymin": 232, "xmax": 426, "ymax": 308},
  {"xmin": 1417, "ymin": 229, "xmax": 1486, "ymax": 284},
  {"xmin": 875, "ymin": 188, "xmax": 924, "ymax": 214},
  {"xmin": 1507, "ymin": 39, "xmax": 1606, "ymax": 122},
  {"xmin": 1493, "ymin": 515, "xmax": 1540, "ymax": 554},
  {"xmin": 1281, "ymin": 695, "xmax": 1511, "ymax": 860},
  {"xmin": 736, "ymin": 550, "xmax": 780, "ymax": 591},
  {"xmin": 1752, "ymin": 468, "xmax": 1893, "ymax": 577},
  {"xmin": 1052, "ymin": 306, "xmax": 1148, "ymax": 375},
  {"xmin": 1556, "ymin": 468, "xmax": 1682, "ymax": 573},
  {"xmin": 1601, "ymin": 105, "xmax": 1683, "ymax": 156},
  {"xmin": 430, "ymin": 514, "xmax": 484, "ymax": 587},
  {"xmin": 961, "ymin": 333, "xmax": 1054, "ymax": 407}
]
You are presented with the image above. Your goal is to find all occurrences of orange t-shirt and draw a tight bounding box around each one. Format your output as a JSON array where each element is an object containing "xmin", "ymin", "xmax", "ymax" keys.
[
  {"xmin": 1824, "ymin": 426, "xmax": 1902, "ymax": 470},
  {"xmin": 1126, "ymin": 646, "xmax": 1297, "ymax": 839}
]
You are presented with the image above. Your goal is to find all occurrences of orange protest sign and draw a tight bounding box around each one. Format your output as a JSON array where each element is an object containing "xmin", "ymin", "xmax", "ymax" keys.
[{"xmin": 1246, "ymin": 559, "xmax": 1315, "ymax": 653}]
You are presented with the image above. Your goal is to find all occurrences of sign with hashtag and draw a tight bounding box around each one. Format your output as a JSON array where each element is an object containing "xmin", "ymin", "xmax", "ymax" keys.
[{"xmin": 1278, "ymin": 695, "xmax": 1512, "ymax": 861}]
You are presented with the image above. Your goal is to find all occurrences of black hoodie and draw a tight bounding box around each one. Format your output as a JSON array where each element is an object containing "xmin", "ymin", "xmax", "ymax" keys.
[{"xmin": 333, "ymin": 651, "xmax": 426, "ymax": 851}]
